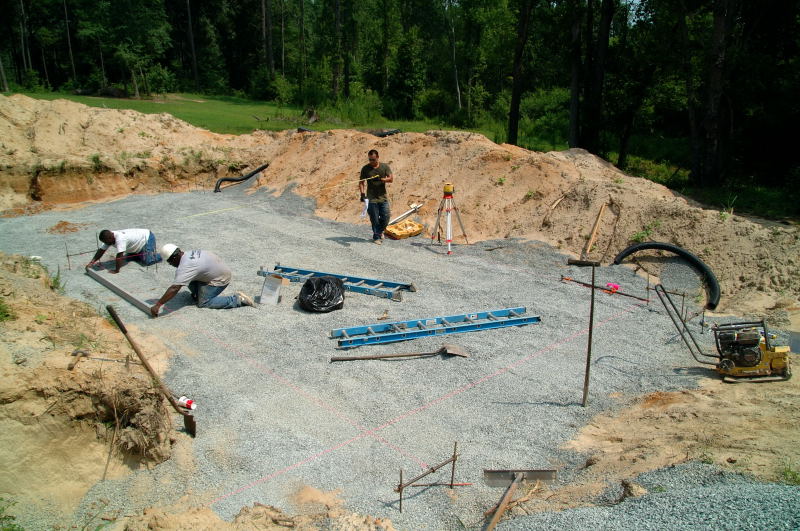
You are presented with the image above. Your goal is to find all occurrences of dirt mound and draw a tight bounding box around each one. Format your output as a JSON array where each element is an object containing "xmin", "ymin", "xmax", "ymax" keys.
[
  {"xmin": 47, "ymin": 220, "xmax": 89, "ymax": 234},
  {"xmin": 0, "ymin": 252, "xmax": 175, "ymax": 521},
  {"xmin": 123, "ymin": 493, "xmax": 396, "ymax": 530},
  {"xmin": 1, "ymin": 93, "xmax": 798, "ymax": 322}
]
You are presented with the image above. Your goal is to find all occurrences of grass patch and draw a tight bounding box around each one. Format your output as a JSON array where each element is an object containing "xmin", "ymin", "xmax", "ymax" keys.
[
  {"xmin": 19, "ymin": 91, "xmax": 441, "ymax": 136},
  {"xmin": 630, "ymin": 219, "xmax": 662, "ymax": 243},
  {"xmin": 0, "ymin": 297, "xmax": 15, "ymax": 322},
  {"xmin": 0, "ymin": 497, "xmax": 24, "ymax": 531},
  {"xmin": 780, "ymin": 464, "xmax": 800, "ymax": 485}
]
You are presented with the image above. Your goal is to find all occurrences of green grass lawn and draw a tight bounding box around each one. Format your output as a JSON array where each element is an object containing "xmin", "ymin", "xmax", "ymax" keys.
[{"xmin": 16, "ymin": 91, "xmax": 444, "ymax": 136}]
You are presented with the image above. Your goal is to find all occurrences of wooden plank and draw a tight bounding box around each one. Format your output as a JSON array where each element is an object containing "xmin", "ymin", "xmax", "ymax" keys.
[{"xmin": 581, "ymin": 203, "xmax": 607, "ymax": 259}]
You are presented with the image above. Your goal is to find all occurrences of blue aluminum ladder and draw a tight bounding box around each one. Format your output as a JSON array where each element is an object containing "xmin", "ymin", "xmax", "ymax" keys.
[
  {"xmin": 330, "ymin": 307, "xmax": 540, "ymax": 348},
  {"xmin": 259, "ymin": 264, "xmax": 416, "ymax": 301}
]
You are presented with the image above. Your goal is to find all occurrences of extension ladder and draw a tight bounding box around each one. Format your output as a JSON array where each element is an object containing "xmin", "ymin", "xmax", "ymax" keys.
[
  {"xmin": 330, "ymin": 306, "xmax": 540, "ymax": 348},
  {"xmin": 259, "ymin": 264, "xmax": 416, "ymax": 301}
]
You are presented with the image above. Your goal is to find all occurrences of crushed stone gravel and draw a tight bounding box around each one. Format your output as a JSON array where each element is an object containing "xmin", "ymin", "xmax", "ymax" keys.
[{"xmin": 1, "ymin": 185, "xmax": 796, "ymax": 530}]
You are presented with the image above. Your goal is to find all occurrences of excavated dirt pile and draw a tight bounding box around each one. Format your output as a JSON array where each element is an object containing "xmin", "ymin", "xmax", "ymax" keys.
[
  {"xmin": 1, "ymin": 94, "xmax": 797, "ymax": 321},
  {"xmin": 0, "ymin": 252, "xmax": 174, "ymax": 522}
]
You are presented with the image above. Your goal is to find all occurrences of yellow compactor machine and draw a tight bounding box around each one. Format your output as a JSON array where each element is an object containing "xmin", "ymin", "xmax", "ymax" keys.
[
  {"xmin": 655, "ymin": 284, "xmax": 792, "ymax": 381},
  {"xmin": 713, "ymin": 321, "xmax": 791, "ymax": 380}
]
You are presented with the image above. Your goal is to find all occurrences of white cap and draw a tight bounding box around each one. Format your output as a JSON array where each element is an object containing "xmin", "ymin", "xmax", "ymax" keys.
[{"xmin": 161, "ymin": 243, "xmax": 178, "ymax": 259}]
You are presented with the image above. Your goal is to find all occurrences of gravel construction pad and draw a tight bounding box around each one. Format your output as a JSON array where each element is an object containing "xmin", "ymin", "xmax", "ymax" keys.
[
  {"xmin": 1, "ymin": 185, "xmax": 794, "ymax": 529},
  {"xmin": 501, "ymin": 462, "xmax": 800, "ymax": 530}
]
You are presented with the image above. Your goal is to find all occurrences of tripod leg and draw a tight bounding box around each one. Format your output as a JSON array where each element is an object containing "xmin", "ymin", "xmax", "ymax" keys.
[
  {"xmin": 451, "ymin": 198, "xmax": 470, "ymax": 244},
  {"xmin": 446, "ymin": 199, "xmax": 453, "ymax": 254},
  {"xmin": 431, "ymin": 198, "xmax": 445, "ymax": 243}
]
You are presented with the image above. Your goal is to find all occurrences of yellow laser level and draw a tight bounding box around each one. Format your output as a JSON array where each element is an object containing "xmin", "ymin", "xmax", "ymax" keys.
[{"xmin": 443, "ymin": 183, "xmax": 454, "ymax": 195}]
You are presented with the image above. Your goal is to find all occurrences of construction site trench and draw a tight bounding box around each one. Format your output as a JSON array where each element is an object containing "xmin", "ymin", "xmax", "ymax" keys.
[{"xmin": 0, "ymin": 94, "xmax": 799, "ymax": 529}]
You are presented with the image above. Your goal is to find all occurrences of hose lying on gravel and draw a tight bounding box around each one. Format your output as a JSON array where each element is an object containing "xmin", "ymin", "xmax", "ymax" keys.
[
  {"xmin": 213, "ymin": 163, "xmax": 270, "ymax": 193},
  {"xmin": 612, "ymin": 241, "xmax": 720, "ymax": 310}
]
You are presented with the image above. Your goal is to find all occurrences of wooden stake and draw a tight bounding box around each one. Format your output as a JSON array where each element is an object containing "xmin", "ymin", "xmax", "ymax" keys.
[{"xmin": 581, "ymin": 203, "xmax": 607, "ymax": 259}]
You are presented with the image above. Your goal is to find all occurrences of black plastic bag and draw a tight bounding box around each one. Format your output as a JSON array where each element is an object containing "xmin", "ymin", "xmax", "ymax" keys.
[{"xmin": 298, "ymin": 276, "xmax": 345, "ymax": 312}]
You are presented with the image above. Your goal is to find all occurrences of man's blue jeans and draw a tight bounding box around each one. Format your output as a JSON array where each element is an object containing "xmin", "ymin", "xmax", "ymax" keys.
[
  {"xmin": 189, "ymin": 281, "xmax": 240, "ymax": 309},
  {"xmin": 367, "ymin": 200, "xmax": 391, "ymax": 240},
  {"xmin": 128, "ymin": 232, "xmax": 162, "ymax": 265}
]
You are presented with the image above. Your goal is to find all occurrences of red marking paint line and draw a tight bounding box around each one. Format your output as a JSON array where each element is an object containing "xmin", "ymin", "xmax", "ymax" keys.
[{"xmin": 208, "ymin": 302, "xmax": 644, "ymax": 507}]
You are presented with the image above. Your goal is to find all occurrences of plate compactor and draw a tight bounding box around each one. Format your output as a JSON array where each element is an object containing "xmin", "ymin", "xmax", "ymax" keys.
[
  {"xmin": 713, "ymin": 321, "xmax": 791, "ymax": 380},
  {"xmin": 655, "ymin": 285, "xmax": 792, "ymax": 381}
]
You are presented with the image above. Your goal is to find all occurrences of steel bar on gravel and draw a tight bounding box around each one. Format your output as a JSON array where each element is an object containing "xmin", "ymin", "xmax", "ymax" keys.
[
  {"xmin": 395, "ymin": 442, "xmax": 460, "ymax": 512},
  {"xmin": 561, "ymin": 275, "xmax": 649, "ymax": 302},
  {"xmin": 85, "ymin": 267, "xmax": 152, "ymax": 315}
]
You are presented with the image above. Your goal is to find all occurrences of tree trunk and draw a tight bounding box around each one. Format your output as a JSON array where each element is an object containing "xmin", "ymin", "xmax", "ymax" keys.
[
  {"xmin": 139, "ymin": 65, "xmax": 150, "ymax": 95},
  {"xmin": 678, "ymin": 1, "xmax": 702, "ymax": 183},
  {"xmin": 581, "ymin": 0, "xmax": 615, "ymax": 154},
  {"xmin": 0, "ymin": 53, "xmax": 10, "ymax": 92},
  {"xmin": 381, "ymin": 0, "xmax": 390, "ymax": 92},
  {"xmin": 63, "ymin": 0, "xmax": 77, "ymax": 81},
  {"xmin": 332, "ymin": 0, "xmax": 342, "ymax": 97},
  {"xmin": 98, "ymin": 40, "xmax": 107, "ymax": 87},
  {"xmin": 698, "ymin": 0, "xmax": 737, "ymax": 187},
  {"xmin": 186, "ymin": 0, "xmax": 200, "ymax": 91},
  {"xmin": 343, "ymin": 0, "xmax": 353, "ymax": 98},
  {"xmin": 507, "ymin": 0, "xmax": 535, "ymax": 146},
  {"xmin": 262, "ymin": 0, "xmax": 275, "ymax": 78},
  {"xmin": 568, "ymin": 0, "xmax": 582, "ymax": 147},
  {"xmin": 40, "ymin": 48, "xmax": 51, "ymax": 89},
  {"xmin": 131, "ymin": 68, "xmax": 140, "ymax": 98},
  {"xmin": 444, "ymin": 0, "xmax": 462, "ymax": 109},
  {"xmin": 299, "ymin": 0, "xmax": 306, "ymax": 94},
  {"xmin": 280, "ymin": 0, "xmax": 285, "ymax": 74},
  {"xmin": 18, "ymin": 0, "xmax": 32, "ymax": 72}
]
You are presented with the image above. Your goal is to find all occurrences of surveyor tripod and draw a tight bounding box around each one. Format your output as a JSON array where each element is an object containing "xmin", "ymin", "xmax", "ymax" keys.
[{"xmin": 431, "ymin": 183, "xmax": 469, "ymax": 255}]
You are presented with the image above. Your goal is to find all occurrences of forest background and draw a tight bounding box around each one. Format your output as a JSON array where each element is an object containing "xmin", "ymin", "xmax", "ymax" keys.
[{"xmin": 1, "ymin": 0, "xmax": 798, "ymax": 218}]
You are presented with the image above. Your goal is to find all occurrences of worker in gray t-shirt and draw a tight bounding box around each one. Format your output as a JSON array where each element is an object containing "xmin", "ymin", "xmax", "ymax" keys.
[{"xmin": 149, "ymin": 244, "xmax": 255, "ymax": 317}]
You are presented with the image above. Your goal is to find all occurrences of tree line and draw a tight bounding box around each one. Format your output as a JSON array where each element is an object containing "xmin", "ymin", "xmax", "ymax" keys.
[{"xmin": 1, "ymin": 0, "xmax": 798, "ymax": 193}]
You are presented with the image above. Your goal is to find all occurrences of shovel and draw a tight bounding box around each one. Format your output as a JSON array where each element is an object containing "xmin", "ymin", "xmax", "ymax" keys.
[
  {"xmin": 330, "ymin": 343, "xmax": 468, "ymax": 362},
  {"xmin": 106, "ymin": 305, "xmax": 197, "ymax": 437}
]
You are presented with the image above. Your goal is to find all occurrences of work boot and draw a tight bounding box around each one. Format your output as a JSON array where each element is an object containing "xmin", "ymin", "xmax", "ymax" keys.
[
  {"xmin": 237, "ymin": 291, "xmax": 256, "ymax": 307},
  {"xmin": 374, "ymin": 239, "xmax": 382, "ymax": 245}
]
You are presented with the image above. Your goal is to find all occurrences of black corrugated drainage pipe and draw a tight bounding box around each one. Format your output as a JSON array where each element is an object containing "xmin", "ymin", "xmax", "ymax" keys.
[
  {"xmin": 213, "ymin": 163, "xmax": 270, "ymax": 193},
  {"xmin": 613, "ymin": 241, "xmax": 721, "ymax": 310}
]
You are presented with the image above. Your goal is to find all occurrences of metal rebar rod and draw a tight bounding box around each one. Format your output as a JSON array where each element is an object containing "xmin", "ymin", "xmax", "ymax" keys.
[
  {"xmin": 450, "ymin": 442, "xmax": 457, "ymax": 488},
  {"xmin": 561, "ymin": 276, "xmax": 649, "ymax": 302},
  {"xmin": 395, "ymin": 455, "xmax": 458, "ymax": 492},
  {"xmin": 581, "ymin": 265, "xmax": 596, "ymax": 407}
]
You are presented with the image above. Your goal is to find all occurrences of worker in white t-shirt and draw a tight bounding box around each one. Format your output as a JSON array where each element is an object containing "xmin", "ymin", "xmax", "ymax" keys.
[{"xmin": 87, "ymin": 228, "xmax": 161, "ymax": 274}]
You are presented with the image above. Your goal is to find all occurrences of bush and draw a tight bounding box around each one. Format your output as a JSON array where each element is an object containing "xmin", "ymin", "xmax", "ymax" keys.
[
  {"xmin": 273, "ymin": 75, "xmax": 295, "ymax": 106},
  {"xmin": 247, "ymin": 67, "xmax": 275, "ymax": 100},
  {"xmin": 518, "ymin": 87, "xmax": 570, "ymax": 150},
  {"xmin": 418, "ymin": 88, "xmax": 458, "ymax": 120},
  {"xmin": 147, "ymin": 63, "xmax": 177, "ymax": 94},
  {"xmin": 22, "ymin": 69, "xmax": 44, "ymax": 91},
  {"xmin": 322, "ymin": 85, "xmax": 383, "ymax": 125}
]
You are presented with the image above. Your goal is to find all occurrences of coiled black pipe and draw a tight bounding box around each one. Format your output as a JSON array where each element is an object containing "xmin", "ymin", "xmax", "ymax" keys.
[
  {"xmin": 213, "ymin": 163, "xmax": 270, "ymax": 193},
  {"xmin": 613, "ymin": 241, "xmax": 720, "ymax": 310}
]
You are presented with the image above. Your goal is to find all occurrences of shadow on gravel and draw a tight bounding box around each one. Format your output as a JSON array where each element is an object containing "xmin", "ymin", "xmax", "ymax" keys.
[{"xmin": 326, "ymin": 236, "xmax": 366, "ymax": 247}]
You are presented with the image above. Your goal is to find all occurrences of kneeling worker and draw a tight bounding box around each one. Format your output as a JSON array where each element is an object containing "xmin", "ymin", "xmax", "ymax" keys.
[
  {"xmin": 87, "ymin": 228, "xmax": 161, "ymax": 273},
  {"xmin": 150, "ymin": 244, "xmax": 255, "ymax": 317}
]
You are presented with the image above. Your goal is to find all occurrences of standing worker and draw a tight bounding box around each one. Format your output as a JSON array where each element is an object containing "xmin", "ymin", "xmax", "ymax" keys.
[
  {"xmin": 359, "ymin": 149, "xmax": 393, "ymax": 244},
  {"xmin": 87, "ymin": 228, "xmax": 161, "ymax": 273},
  {"xmin": 150, "ymin": 245, "xmax": 255, "ymax": 317}
]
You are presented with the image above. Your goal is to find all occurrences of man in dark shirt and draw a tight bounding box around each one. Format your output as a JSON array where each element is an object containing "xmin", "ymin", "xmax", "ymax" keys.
[{"xmin": 358, "ymin": 149, "xmax": 394, "ymax": 244}]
